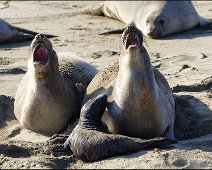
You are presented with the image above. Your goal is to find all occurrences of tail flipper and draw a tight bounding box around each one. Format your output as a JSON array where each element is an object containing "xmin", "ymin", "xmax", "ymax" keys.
[
  {"xmin": 15, "ymin": 26, "xmax": 57, "ymax": 38},
  {"xmin": 81, "ymin": 3, "xmax": 104, "ymax": 16},
  {"xmin": 81, "ymin": 4, "xmax": 124, "ymax": 36},
  {"xmin": 98, "ymin": 28, "xmax": 125, "ymax": 35}
]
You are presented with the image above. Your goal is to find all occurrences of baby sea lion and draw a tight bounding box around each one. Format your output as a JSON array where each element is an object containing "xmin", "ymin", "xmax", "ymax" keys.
[
  {"xmin": 64, "ymin": 94, "xmax": 176, "ymax": 162},
  {"xmin": 83, "ymin": 25, "xmax": 175, "ymax": 139},
  {"xmin": 14, "ymin": 34, "xmax": 97, "ymax": 135}
]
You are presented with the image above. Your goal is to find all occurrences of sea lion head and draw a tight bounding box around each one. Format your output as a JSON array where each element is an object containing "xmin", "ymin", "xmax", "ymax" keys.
[
  {"xmin": 144, "ymin": 12, "xmax": 167, "ymax": 38},
  {"xmin": 138, "ymin": 2, "xmax": 192, "ymax": 38},
  {"xmin": 80, "ymin": 94, "xmax": 108, "ymax": 122},
  {"xmin": 119, "ymin": 24, "xmax": 147, "ymax": 68},
  {"xmin": 29, "ymin": 34, "xmax": 58, "ymax": 78},
  {"xmin": 120, "ymin": 24, "xmax": 143, "ymax": 52}
]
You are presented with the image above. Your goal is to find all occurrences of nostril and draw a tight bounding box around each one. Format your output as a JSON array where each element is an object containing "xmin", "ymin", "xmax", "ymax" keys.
[
  {"xmin": 159, "ymin": 19, "xmax": 165, "ymax": 26},
  {"xmin": 39, "ymin": 34, "xmax": 44, "ymax": 39},
  {"xmin": 35, "ymin": 34, "xmax": 44, "ymax": 40},
  {"xmin": 147, "ymin": 28, "xmax": 160, "ymax": 38},
  {"xmin": 127, "ymin": 24, "xmax": 136, "ymax": 31}
]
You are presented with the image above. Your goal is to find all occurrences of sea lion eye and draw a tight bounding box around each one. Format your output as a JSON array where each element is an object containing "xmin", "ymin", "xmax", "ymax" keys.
[{"xmin": 146, "ymin": 20, "xmax": 150, "ymax": 24}]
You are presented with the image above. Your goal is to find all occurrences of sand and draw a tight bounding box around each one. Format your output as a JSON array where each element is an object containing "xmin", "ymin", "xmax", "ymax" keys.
[{"xmin": 0, "ymin": 1, "xmax": 211, "ymax": 169}]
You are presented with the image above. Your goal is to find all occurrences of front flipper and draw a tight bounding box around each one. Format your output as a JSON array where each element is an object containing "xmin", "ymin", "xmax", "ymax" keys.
[
  {"xmin": 163, "ymin": 125, "xmax": 174, "ymax": 140},
  {"xmin": 199, "ymin": 16, "xmax": 212, "ymax": 29},
  {"xmin": 75, "ymin": 82, "xmax": 86, "ymax": 105}
]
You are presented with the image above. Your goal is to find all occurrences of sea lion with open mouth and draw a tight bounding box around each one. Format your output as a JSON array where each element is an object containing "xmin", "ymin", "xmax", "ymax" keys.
[
  {"xmin": 14, "ymin": 34, "xmax": 97, "ymax": 135},
  {"xmin": 83, "ymin": 25, "xmax": 175, "ymax": 140}
]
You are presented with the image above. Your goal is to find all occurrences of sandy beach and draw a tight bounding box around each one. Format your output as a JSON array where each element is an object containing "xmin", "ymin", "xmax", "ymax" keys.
[{"xmin": 0, "ymin": 1, "xmax": 212, "ymax": 169}]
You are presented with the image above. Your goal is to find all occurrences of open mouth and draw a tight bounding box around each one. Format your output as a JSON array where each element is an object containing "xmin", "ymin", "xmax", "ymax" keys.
[
  {"xmin": 33, "ymin": 45, "xmax": 49, "ymax": 65},
  {"xmin": 121, "ymin": 25, "xmax": 143, "ymax": 50}
]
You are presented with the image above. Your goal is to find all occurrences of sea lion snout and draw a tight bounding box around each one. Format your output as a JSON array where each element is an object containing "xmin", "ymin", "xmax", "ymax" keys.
[
  {"xmin": 35, "ymin": 33, "xmax": 47, "ymax": 41},
  {"xmin": 121, "ymin": 25, "xmax": 143, "ymax": 52},
  {"xmin": 81, "ymin": 94, "xmax": 108, "ymax": 120},
  {"xmin": 147, "ymin": 22, "xmax": 163, "ymax": 38},
  {"xmin": 31, "ymin": 33, "xmax": 52, "ymax": 51},
  {"xmin": 32, "ymin": 36, "xmax": 51, "ymax": 66},
  {"xmin": 123, "ymin": 24, "xmax": 142, "ymax": 36},
  {"xmin": 145, "ymin": 15, "xmax": 164, "ymax": 38},
  {"xmin": 28, "ymin": 34, "xmax": 56, "ymax": 77},
  {"xmin": 125, "ymin": 24, "xmax": 138, "ymax": 32}
]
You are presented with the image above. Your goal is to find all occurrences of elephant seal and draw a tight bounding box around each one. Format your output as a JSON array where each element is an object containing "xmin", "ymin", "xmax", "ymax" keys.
[
  {"xmin": 82, "ymin": 1, "xmax": 212, "ymax": 38},
  {"xmin": 64, "ymin": 94, "xmax": 176, "ymax": 162},
  {"xmin": 14, "ymin": 34, "xmax": 97, "ymax": 135},
  {"xmin": 83, "ymin": 25, "xmax": 175, "ymax": 139},
  {"xmin": 0, "ymin": 18, "xmax": 56, "ymax": 44}
]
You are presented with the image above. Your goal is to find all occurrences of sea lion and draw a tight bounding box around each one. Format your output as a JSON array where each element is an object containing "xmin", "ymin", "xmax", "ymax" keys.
[
  {"xmin": 0, "ymin": 18, "xmax": 56, "ymax": 44},
  {"xmin": 64, "ymin": 94, "xmax": 176, "ymax": 162},
  {"xmin": 14, "ymin": 34, "xmax": 97, "ymax": 135},
  {"xmin": 82, "ymin": 1, "xmax": 212, "ymax": 38},
  {"xmin": 83, "ymin": 25, "xmax": 175, "ymax": 139}
]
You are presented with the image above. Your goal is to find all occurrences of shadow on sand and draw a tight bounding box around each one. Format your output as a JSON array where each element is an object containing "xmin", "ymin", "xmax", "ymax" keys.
[
  {"xmin": 0, "ymin": 41, "xmax": 31, "ymax": 49},
  {"xmin": 156, "ymin": 26, "xmax": 212, "ymax": 40}
]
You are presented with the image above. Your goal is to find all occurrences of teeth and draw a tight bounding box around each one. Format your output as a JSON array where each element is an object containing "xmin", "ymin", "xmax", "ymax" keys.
[{"xmin": 120, "ymin": 31, "xmax": 143, "ymax": 51}]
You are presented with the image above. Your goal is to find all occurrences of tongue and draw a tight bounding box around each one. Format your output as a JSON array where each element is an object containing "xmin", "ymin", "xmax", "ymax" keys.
[
  {"xmin": 126, "ymin": 39, "xmax": 138, "ymax": 48},
  {"xmin": 130, "ymin": 40, "xmax": 137, "ymax": 46},
  {"xmin": 34, "ymin": 46, "xmax": 48, "ymax": 63}
]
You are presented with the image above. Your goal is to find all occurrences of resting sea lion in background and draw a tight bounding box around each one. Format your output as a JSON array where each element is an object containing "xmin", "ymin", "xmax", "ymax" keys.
[
  {"xmin": 82, "ymin": 1, "xmax": 212, "ymax": 38},
  {"xmin": 0, "ymin": 18, "xmax": 56, "ymax": 44}
]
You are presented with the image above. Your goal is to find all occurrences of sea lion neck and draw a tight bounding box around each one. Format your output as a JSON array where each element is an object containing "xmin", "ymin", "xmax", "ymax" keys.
[{"xmin": 119, "ymin": 46, "xmax": 153, "ymax": 80}]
